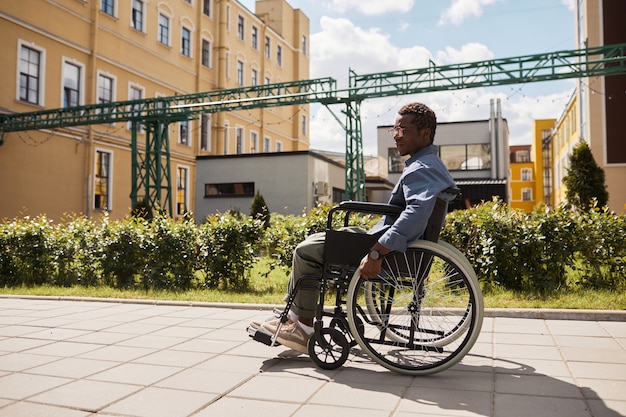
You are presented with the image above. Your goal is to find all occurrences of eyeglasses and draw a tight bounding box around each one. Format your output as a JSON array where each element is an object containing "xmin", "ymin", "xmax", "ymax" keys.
[{"xmin": 387, "ymin": 126, "xmax": 406, "ymax": 138}]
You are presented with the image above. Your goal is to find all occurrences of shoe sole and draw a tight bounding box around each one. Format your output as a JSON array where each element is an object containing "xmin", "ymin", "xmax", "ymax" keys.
[{"xmin": 276, "ymin": 335, "xmax": 309, "ymax": 355}]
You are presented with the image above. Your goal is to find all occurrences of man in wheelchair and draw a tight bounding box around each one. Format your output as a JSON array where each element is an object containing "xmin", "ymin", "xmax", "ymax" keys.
[{"xmin": 250, "ymin": 102, "xmax": 456, "ymax": 355}]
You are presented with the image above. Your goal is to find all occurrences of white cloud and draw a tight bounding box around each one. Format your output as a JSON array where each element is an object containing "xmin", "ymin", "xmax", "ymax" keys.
[
  {"xmin": 322, "ymin": 0, "xmax": 414, "ymax": 16},
  {"xmin": 561, "ymin": 0, "xmax": 575, "ymax": 11},
  {"xmin": 434, "ymin": 43, "xmax": 494, "ymax": 64},
  {"xmin": 438, "ymin": 0, "xmax": 499, "ymax": 26}
]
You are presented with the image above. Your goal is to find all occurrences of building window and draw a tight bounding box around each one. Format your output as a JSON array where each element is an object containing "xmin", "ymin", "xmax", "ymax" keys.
[
  {"xmin": 250, "ymin": 131, "xmax": 258, "ymax": 153},
  {"xmin": 177, "ymin": 167, "xmax": 188, "ymax": 215},
  {"xmin": 301, "ymin": 115, "xmax": 306, "ymax": 135},
  {"xmin": 201, "ymin": 114, "xmax": 211, "ymax": 151},
  {"xmin": 203, "ymin": 0, "xmax": 211, "ymax": 17},
  {"xmin": 264, "ymin": 76, "xmax": 270, "ymax": 85},
  {"xmin": 94, "ymin": 150, "xmax": 112, "ymax": 210},
  {"xmin": 388, "ymin": 148, "xmax": 404, "ymax": 173},
  {"xmin": 131, "ymin": 0, "xmax": 144, "ymax": 31},
  {"xmin": 181, "ymin": 27, "xmax": 191, "ymax": 56},
  {"xmin": 302, "ymin": 35, "xmax": 307, "ymax": 55},
  {"xmin": 97, "ymin": 74, "xmax": 113, "ymax": 104},
  {"xmin": 514, "ymin": 150, "xmax": 530, "ymax": 163},
  {"xmin": 237, "ymin": 15, "xmax": 244, "ymax": 40},
  {"xmin": 251, "ymin": 68, "xmax": 258, "ymax": 86},
  {"xmin": 128, "ymin": 85, "xmax": 144, "ymax": 131},
  {"xmin": 205, "ymin": 182, "xmax": 254, "ymax": 197},
  {"xmin": 440, "ymin": 144, "xmax": 491, "ymax": 171},
  {"xmin": 264, "ymin": 36, "xmax": 270, "ymax": 59},
  {"xmin": 277, "ymin": 45, "xmax": 282, "ymax": 66},
  {"xmin": 263, "ymin": 137, "xmax": 270, "ymax": 152},
  {"xmin": 236, "ymin": 127, "xmax": 243, "ymax": 154},
  {"xmin": 522, "ymin": 188, "xmax": 532, "ymax": 201},
  {"xmin": 225, "ymin": 51, "xmax": 230, "ymax": 78},
  {"xmin": 158, "ymin": 14, "xmax": 170, "ymax": 45},
  {"xmin": 236, "ymin": 60, "xmax": 244, "ymax": 85},
  {"xmin": 62, "ymin": 61, "xmax": 81, "ymax": 107},
  {"xmin": 521, "ymin": 168, "xmax": 532, "ymax": 181},
  {"xmin": 18, "ymin": 45, "xmax": 42, "ymax": 105},
  {"xmin": 101, "ymin": 0, "xmax": 115, "ymax": 16},
  {"xmin": 201, "ymin": 39, "xmax": 211, "ymax": 67},
  {"xmin": 276, "ymin": 141, "xmax": 282, "ymax": 152},
  {"xmin": 251, "ymin": 26, "xmax": 258, "ymax": 49},
  {"xmin": 179, "ymin": 120, "xmax": 189, "ymax": 145}
]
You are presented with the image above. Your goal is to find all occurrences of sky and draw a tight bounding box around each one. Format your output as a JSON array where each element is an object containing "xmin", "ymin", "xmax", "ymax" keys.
[{"xmin": 239, "ymin": 0, "xmax": 577, "ymax": 155}]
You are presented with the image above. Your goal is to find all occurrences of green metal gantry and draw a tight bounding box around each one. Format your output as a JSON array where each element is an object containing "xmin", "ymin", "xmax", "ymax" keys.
[{"xmin": 1, "ymin": 43, "xmax": 625, "ymax": 211}]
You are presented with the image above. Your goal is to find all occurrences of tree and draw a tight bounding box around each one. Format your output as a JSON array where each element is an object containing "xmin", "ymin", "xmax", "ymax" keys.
[
  {"xmin": 563, "ymin": 138, "xmax": 608, "ymax": 209},
  {"xmin": 250, "ymin": 190, "xmax": 271, "ymax": 229}
]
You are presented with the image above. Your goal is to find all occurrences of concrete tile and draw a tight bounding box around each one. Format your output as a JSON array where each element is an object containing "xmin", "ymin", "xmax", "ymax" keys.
[
  {"xmin": 495, "ymin": 332, "xmax": 554, "ymax": 346},
  {"xmin": 116, "ymin": 334, "xmax": 186, "ymax": 350},
  {"xmin": 228, "ymin": 374, "xmax": 326, "ymax": 403},
  {"xmin": 493, "ymin": 393, "xmax": 590, "ymax": 417},
  {"xmin": 155, "ymin": 368, "xmax": 252, "ymax": 393},
  {"xmin": 561, "ymin": 346, "xmax": 626, "ymax": 363},
  {"xmin": 399, "ymin": 386, "xmax": 492, "ymax": 416},
  {"xmin": 0, "ymin": 373, "xmax": 71, "ymax": 400},
  {"xmin": 554, "ymin": 334, "xmax": 621, "ymax": 348},
  {"xmin": 194, "ymin": 353, "xmax": 267, "ymax": 374},
  {"xmin": 587, "ymin": 399, "xmax": 626, "ymax": 417},
  {"xmin": 23, "ymin": 341, "xmax": 101, "ymax": 357},
  {"xmin": 578, "ymin": 378, "xmax": 626, "ymax": 401},
  {"xmin": 0, "ymin": 352, "xmax": 59, "ymax": 372},
  {"xmin": 28, "ymin": 357, "xmax": 118, "ymax": 379},
  {"xmin": 293, "ymin": 403, "xmax": 391, "ymax": 417},
  {"xmin": 410, "ymin": 369, "xmax": 494, "ymax": 392},
  {"xmin": 310, "ymin": 381, "xmax": 404, "ymax": 410},
  {"xmin": 170, "ymin": 338, "xmax": 242, "ymax": 354},
  {"xmin": 495, "ymin": 343, "xmax": 562, "ymax": 360},
  {"xmin": 546, "ymin": 320, "xmax": 610, "ymax": 337},
  {"xmin": 78, "ymin": 345, "xmax": 156, "ymax": 362},
  {"xmin": 0, "ymin": 337, "xmax": 52, "ymax": 352},
  {"xmin": 28, "ymin": 379, "xmax": 141, "ymax": 412},
  {"xmin": 495, "ymin": 373, "xmax": 580, "ymax": 397},
  {"xmin": 0, "ymin": 401, "xmax": 92, "ymax": 417},
  {"xmin": 102, "ymin": 386, "xmax": 215, "ymax": 417},
  {"xmin": 194, "ymin": 397, "xmax": 300, "ymax": 417},
  {"xmin": 88, "ymin": 362, "xmax": 183, "ymax": 386},
  {"xmin": 133, "ymin": 349, "xmax": 211, "ymax": 367},
  {"xmin": 0, "ymin": 325, "xmax": 49, "ymax": 337},
  {"xmin": 199, "ymin": 327, "xmax": 251, "ymax": 342},
  {"xmin": 494, "ymin": 357, "xmax": 571, "ymax": 377},
  {"xmin": 568, "ymin": 362, "xmax": 626, "ymax": 380},
  {"xmin": 20, "ymin": 327, "xmax": 90, "ymax": 341},
  {"xmin": 68, "ymin": 330, "xmax": 135, "ymax": 345}
]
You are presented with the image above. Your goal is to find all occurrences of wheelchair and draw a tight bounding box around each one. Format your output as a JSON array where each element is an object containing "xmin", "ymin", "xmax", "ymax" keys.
[{"xmin": 248, "ymin": 188, "xmax": 484, "ymax": 375}]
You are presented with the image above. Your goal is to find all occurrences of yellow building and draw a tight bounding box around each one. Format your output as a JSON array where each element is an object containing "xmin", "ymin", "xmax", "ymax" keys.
[
  {"xmin": 551, "ymin": 93, "xmax": 579, "ymax": 207},
  {"xmin": 509, "ymin": 145, "xmax": 536, "ymax": 212},
  {"xmin": 531, "ymin": 119, "xmax": 556, "ymax": 208},
  {"xmin": 0, "ymin": 0, "xmax": 309, "ymax": 221}
]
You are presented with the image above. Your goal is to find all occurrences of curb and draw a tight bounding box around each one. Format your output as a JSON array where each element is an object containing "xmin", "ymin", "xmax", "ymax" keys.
[{"xmin": 2, "ymin": 294, "xmax": 625, "ymax": 322}]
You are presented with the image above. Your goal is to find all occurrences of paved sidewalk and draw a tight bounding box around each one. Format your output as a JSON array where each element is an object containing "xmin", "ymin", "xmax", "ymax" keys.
[{"xmin": 0, "ymin": 297, "xmax": 624, "ymax": 417}]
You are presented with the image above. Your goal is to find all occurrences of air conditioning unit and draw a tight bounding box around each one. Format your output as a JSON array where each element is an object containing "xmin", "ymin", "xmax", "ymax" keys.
[{"xmin": 314, "ymin": 181, "xmax": 329, "ymax": 196}]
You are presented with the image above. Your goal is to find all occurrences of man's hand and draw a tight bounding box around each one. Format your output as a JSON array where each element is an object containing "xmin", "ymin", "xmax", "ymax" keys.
[{"xmin": 358, "ymin": 254, "xmax": 383, "ymax": 279}]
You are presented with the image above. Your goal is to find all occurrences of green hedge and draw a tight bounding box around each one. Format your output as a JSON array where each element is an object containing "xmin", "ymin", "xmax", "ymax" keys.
[
  {"xmin": 441, "ymin": 199, "xmax": 626, "ymax": 292},
  {"xmin": 1, "ymin": 200, "xmax": 624, "ymax": 293}
]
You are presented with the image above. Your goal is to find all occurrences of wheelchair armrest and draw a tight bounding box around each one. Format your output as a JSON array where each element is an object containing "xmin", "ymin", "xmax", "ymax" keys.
[{"xmin": 337, "ymin": 201, "xmax": 404, "ymax": 217}]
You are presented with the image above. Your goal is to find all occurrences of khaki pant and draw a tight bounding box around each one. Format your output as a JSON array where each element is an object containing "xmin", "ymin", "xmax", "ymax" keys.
[{"xmin": 285, "ymin": 227, "xmax": 366, "ymax": 318}]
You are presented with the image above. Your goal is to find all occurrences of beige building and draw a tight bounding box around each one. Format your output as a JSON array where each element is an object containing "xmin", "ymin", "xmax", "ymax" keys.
[
  {"xmin": 570, "ymin": 0, "xmax": 626, "ymax": 212},
  {"xmin": 0, "ymin": 0, "xmax": 309, "ymax": 221}
]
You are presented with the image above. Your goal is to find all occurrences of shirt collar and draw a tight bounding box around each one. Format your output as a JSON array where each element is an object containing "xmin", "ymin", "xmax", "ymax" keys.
[{"xmin": 405, "ymin": 144, "xmax": 439, "ymax": 166}]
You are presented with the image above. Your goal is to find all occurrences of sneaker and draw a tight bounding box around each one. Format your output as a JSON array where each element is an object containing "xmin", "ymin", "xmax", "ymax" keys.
[
  {"xmin": 249, "ymin": 317, "xmax": 288, "ymax": 331},
  {"xmin": 271, "ymin": 321, "xmax": 311, "ymax": 355}
]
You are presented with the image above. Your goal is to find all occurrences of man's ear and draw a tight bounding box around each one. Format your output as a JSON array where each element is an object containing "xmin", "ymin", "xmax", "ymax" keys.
[{"xmin": 420, "ymin": 128, "xmax": 432, "ymax": 142}]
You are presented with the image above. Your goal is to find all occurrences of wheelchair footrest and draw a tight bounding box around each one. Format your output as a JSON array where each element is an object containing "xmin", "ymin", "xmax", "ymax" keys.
[{"xmin": 247, "ymin": 326, "xmax": 281, "ymax": 347}]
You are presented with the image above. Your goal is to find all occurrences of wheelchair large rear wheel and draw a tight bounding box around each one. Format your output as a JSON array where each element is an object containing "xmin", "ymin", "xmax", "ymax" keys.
[{"xmin": 347, "ymin": 240, "xmax": 483, "ymax": 375}]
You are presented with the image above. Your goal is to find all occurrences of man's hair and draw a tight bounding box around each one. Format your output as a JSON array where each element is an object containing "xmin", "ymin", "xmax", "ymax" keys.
[{"xmin": 398, "ymin": 102, "xmax": 437, "ymax": 142}]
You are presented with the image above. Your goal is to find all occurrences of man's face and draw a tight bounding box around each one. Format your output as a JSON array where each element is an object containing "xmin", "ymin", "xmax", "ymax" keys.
[{"xmin": 391, "ymin": 114, "xmax": 431, "ymax": 156}]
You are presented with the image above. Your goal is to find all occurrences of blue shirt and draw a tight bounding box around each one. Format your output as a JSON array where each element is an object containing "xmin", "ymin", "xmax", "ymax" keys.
[{"xmin": 372, "ymin": 144, "xmax": 456, "ymax": 252}]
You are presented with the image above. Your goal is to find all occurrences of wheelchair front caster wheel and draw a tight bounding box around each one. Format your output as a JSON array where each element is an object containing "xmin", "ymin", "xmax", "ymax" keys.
[{"xmin": 308, "ymin": 327, "xmax": 349, "ymax": 370}]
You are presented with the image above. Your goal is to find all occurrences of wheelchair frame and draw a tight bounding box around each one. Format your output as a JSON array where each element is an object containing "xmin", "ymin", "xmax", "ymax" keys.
[{"xmin": 248, "ymin": 188, "xmax": 484, "ymax": 375}]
